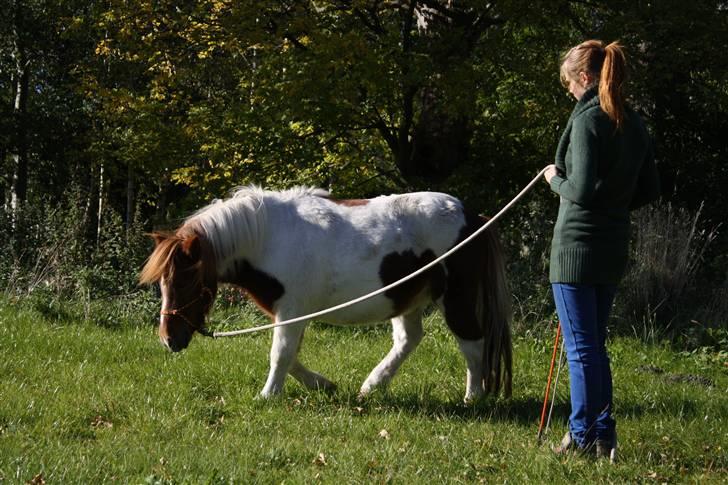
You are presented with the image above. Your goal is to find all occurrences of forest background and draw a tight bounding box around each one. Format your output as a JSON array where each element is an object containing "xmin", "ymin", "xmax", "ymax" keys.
[{"xmin": 1, "ymin": 0, "xmax": 727, "ymax": 344}]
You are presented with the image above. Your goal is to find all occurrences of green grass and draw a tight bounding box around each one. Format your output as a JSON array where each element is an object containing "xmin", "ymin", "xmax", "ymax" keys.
[{"xmin": 0, "ymin": 299, "xmax": 726, "ymax": 484}]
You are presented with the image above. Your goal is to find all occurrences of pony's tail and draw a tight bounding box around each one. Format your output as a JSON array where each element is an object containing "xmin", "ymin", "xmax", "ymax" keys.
[{"xmin": 479, "ymin": 218, "xmax": 512, "ymax": 397}]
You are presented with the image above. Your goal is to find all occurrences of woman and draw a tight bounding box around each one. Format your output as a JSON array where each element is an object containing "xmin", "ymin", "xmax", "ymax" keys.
[{"xmin": 543, "ymin": 40, "xmax": 660, "ymax": 459}]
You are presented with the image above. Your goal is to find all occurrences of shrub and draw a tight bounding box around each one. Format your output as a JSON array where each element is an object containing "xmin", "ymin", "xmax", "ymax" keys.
[
  {"xmin": 501, "ymin": 198, "xmax": 559, "ymax": 333},
  {"xmin": 1, "ymin": 189, "xmax": 155, "ymax": 320},
  {"xmin": 616, "ymin": 202, "xmax": 724, "ymax": 342}
]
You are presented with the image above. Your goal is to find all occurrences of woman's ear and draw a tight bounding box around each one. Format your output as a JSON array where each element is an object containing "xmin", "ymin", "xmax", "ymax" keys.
[{"xmin": 578, "ymin": 71, "xmax": 592, "ymax": 87}]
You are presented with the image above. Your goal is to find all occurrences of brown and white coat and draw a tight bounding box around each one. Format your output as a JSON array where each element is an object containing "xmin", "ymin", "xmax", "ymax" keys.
[{"xmin": 141, "ymin": 186, "xmax": 512, "ymax": 402}]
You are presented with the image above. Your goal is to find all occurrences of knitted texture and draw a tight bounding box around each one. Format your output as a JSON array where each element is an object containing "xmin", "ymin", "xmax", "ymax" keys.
[{"xmin": 549, "ymin": 89, "xmax": 660, "ymax": 284}]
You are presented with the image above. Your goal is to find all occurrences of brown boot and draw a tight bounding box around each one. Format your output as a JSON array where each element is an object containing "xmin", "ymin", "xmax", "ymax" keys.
[{"xmin": 553, "ymin": 432, "xmax": 594, "ymax": 457}]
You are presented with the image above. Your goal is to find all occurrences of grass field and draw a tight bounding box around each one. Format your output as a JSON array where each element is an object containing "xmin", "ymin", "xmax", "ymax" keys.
[{"xmin": 0, "ymin": 298, "xmax": 726, "ymax": 483}]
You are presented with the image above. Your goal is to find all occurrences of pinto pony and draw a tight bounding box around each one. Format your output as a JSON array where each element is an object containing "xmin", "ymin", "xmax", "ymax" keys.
[{"xmin": 140, "ymin": 186, "xmax": 512, "ymax": 401}]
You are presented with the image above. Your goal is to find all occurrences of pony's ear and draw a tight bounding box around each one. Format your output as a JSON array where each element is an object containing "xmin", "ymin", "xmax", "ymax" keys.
[
  {"xmin": 151, "ymin": 232, "xmax": 168, "ymax": 246},
  {"xmin": 140, "ymin": 233, "xmax": 177, "ymax": 285},
  {"xmin": 181, "ymin": 234, "xmax": 202, "ymax": 262}
]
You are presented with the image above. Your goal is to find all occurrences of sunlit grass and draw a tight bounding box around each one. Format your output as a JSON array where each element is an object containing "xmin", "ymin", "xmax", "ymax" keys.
[{"xmin": 0, "ymin": 300, "xmax": 726, "ymax": 483}]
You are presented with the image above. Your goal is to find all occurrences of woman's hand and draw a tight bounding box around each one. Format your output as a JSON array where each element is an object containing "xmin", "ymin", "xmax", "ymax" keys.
[{"xmin": 544, "ymin": 164, "xmax": 559, "ymax": 184}]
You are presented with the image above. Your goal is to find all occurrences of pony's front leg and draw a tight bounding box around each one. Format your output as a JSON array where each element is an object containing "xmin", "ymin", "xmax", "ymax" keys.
[
  {"xmin": 260, "ymin": 321, "xmax": 306, "ymax": 398},
  {"xmin": 359, "ymin": 309, "xmax": 423, "ymax": 398}
]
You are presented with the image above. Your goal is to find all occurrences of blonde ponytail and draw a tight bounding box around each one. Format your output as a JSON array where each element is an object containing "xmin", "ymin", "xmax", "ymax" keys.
[
  {"xmin": 599, "ymin": 42, "xmax": 627, "ymax": 130},
  {"xmin": 560, "ymin": 40, "xmax": 629, "ymax": 129}
]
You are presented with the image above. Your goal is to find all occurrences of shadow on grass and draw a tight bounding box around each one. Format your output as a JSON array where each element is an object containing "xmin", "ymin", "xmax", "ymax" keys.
[
  {"xmin": 272, "ymin": 384, "xmax": 715, "ymax": 428},
  {"xmin": 281, "ymin": 388, "xmax": 571, "ymax": 427},
  {"xmin": 377, "ymin": 394, "xmax": 572, "ymax": 426}
]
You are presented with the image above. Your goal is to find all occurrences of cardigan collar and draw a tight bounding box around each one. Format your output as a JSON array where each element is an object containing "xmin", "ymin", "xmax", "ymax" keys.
[
  {"xmin": 571, "ymin": 88, "xmax": 600, "ymax": 118},
  {"xmin": 555, "ymin": 88, "xmax": 600, "ymax": 168}
]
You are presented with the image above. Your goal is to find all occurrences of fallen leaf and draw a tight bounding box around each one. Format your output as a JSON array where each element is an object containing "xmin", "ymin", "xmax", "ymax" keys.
[
  {"xmin": 313, "ymin": 452, "xmax": 327, "ymax": 466},
  {"xmin": 27, "ymin": 473, "xmax": 45, "ymax": 485},
  {"xmin": 90, "ymin": 415, "xmax": 113, "ymax": 429}
]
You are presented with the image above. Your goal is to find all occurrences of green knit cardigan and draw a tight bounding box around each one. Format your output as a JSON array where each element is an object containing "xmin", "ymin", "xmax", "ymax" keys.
[{"xmin": 549, "ymin": 89, "xmax": 660, "ymax": 284}]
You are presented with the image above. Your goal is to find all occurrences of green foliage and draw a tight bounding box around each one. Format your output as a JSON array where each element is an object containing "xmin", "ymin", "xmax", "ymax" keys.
[
  {"xmin": 1, "ymin": 187, "xmax": 151, "ymax": 300},
  {"xmin": 1, "ymin": 0, "xmax": 727, "ymax": 341}
]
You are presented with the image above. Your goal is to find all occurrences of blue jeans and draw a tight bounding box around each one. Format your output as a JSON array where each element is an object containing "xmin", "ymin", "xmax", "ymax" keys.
[{"xmin": 552, "ymin": 283, "xmax": 617, "ymax": 447}]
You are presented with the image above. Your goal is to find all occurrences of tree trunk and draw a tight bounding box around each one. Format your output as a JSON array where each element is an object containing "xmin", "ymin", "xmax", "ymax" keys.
[
  {"xmin": 155, "ymin": 176, "xmax": 169, "ymax": 225},
  {"xmin": 410, "ymin": 86, "xmax": 472, "ymax": 182},
  {"xmin": 126, "ymin": 163, "xmax": 135, "ymax": 235},
  {"xmin": 389, "ymin": 2, "xmax": 417, "ymax": 180},
  {"xmin": 382, "ymin": 1, "xmax": 488, "ymax": 186},
  {"xmin": 0, "ymin": 145, "xmax": 6, "ymax": 210},
  {"xmin": 97, "ymin": 163, "xmax": 105, "ymax": 246},
  {"xmin": 9, "ymin": 41, "xmax": 30, "ymax": 226}
]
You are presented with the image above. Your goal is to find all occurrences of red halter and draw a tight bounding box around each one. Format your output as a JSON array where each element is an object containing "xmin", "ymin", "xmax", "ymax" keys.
[{"xmin": 160, "ymin": 287, "xmax": 215, "ymax": 337}]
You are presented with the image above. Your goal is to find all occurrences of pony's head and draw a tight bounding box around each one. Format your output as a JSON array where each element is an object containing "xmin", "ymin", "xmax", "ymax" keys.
[{"xmin": 140, "ymin": 230, "xmax": 217, "ymax": 352}]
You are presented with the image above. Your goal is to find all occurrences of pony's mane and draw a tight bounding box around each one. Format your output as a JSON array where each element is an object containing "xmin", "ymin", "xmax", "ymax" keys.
[
  {"xmin": 139, "ymin": 233, "xmax": 183, "ymax": 284},
  {"xmin": 227, "ymin": 184, "xmax": 329, "ymax": 201},
  {"xmin": 183, "ymin": 185, "xmax": 327, "ymax": 269},
  {"xmin": 139, "ymin": 230, "xmax": 214, "ymax": 289},
  {"xmin": 142, "ymin": 186, "xmax": 330, "ymax": 281}
]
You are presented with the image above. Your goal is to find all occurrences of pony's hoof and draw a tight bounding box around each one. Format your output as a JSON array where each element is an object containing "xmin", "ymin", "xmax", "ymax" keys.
[
  {"xmin": 463, "ymin": 391, "xmax": 485, "ymax": 405},
  {"xmin": 257, "ymin": 389, "xmax": 283, "ymax": 400},
  {"xmin": 316, "ymin": 381, "xmax": 337, "ymax": 393},
  {"xmin": 357, "ymin": 385, "xmax": 384, "ymax": 402}
]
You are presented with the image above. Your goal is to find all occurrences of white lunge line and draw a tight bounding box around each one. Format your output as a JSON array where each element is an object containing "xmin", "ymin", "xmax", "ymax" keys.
[{"xmin": 213, "ymin": 167, "xmax": 549, "ymax": 338}]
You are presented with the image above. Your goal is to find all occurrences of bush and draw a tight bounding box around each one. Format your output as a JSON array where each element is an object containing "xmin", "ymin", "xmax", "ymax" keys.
[
  {"xmin": 3, "ymin": 187, "xmax": 726, "ymax": 351},
  {"xmin": 501, "ymin": 198, "xmax": 558, "ymax": 333},
  {"xmin": 616, "ymin": 202, "xmax": 725, "ymax": 342},
  {"xmin": 4, "ymin": 192, "xmax": 150, "ymax": 297}
]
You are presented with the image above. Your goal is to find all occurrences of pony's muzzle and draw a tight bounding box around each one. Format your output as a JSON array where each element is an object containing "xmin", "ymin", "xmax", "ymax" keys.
[
  {"xmin": 160, "ymin": 334, "xmax": 189, "ymax": 353},
  {"xmin": 158, "ymin": 313, "xmax": 194, "ymax": 352}
]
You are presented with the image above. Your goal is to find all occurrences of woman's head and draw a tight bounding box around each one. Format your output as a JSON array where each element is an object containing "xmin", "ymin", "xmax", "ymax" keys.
[{"xmin": 560, "ymin": 40, "xmax": 628, "ymax": 129}]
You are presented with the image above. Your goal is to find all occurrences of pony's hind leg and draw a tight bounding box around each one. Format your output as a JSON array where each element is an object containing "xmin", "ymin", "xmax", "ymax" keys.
[
  {"xmin": 436, "ymin": 295, "xmax": 486, "ymax": 404},
  {"xmin": 359, "ymin": 308, "xmax": 424, "ymax": 398},
  {"xmin": 289, "ymin": 360, "xmax": 336, "ymax": 392},
  {"xmin": 456, "ymin": 336, "xmax": 485, "ymax": 403},
  {"xmin": 260, "ymin": 320, "xmax": 307, "ymax": 398}
]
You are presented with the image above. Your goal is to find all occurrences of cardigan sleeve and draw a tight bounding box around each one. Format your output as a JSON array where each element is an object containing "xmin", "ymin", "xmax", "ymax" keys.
[{"xmin": 549, "ymin": 114, "xmax": 599, "ymax": 206}]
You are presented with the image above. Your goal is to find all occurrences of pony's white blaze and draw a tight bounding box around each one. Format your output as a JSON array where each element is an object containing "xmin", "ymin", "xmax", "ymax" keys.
[
  {"xmin": 145, "ymin": 185, "xmax": 513, "ymax": 401},
  {"xmin": 158, "ymin": 275, "xmax": 170, "ymax": 349}
]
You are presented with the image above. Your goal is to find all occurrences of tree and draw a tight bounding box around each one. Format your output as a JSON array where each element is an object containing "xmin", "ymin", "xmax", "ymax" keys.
[
  {"xmin": 88, "ymin": 1, "xmax": 528, "ymax": 199},
  {"xmin": 3, "ymin": 0, "xmax": 34, "ymax": 223},
  {"xmin": 1, "ymin": 0, "xmax": 726, "ymax": 271}
]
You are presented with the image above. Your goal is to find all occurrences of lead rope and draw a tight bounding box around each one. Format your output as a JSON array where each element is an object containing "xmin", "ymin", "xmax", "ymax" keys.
[{"xmin": 211, "ymin": 166, "xmax": 549, "ymax": 338}]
